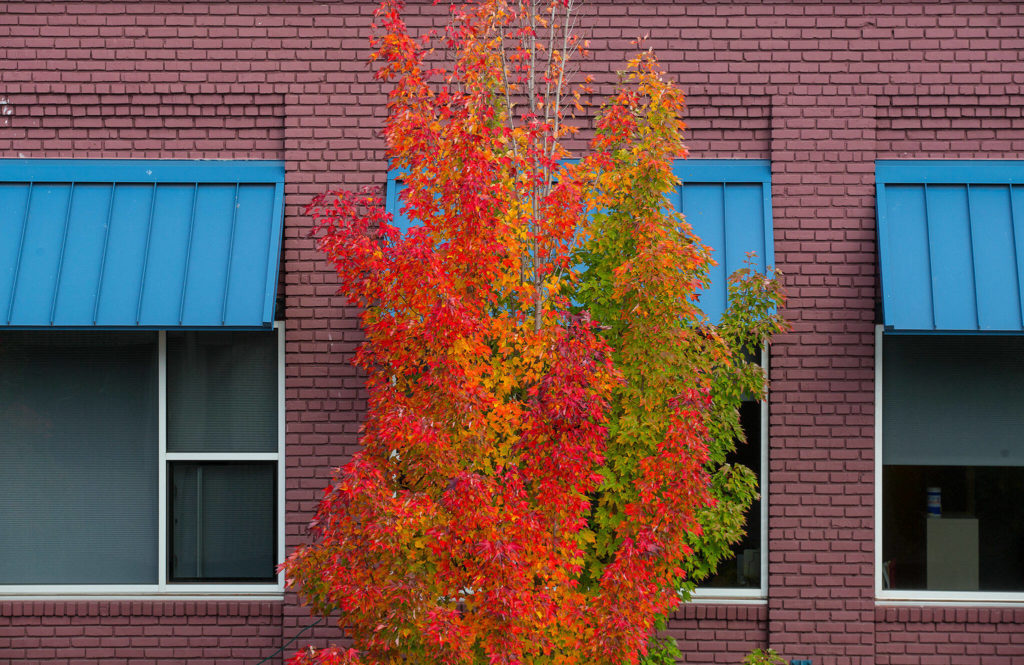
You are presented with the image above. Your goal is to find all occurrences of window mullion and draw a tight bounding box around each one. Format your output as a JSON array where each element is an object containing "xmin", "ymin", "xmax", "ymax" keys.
[
  {"xmin": 276, "ymin": 320, "xmax": 286, "ymax": 587},
  {"xmin": 760, "ymin": 347, "xmax": 769, "ymax": 598},
  {"xmin": 196, "ymin": 466, "xmax": 204, "ymax": 579},
  {"xmin": 165, "ymin": 452, "xmax": 278, "ymax": 462},
  {"xmin": 158, "ymin": 330, "xmax": 167, "ymax": 590}
]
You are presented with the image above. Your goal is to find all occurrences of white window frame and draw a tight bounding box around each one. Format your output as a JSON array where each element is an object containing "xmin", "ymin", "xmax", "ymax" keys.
[
  {"xmin": 0, "ymin": 322, "xmax": 285, "ymax": 600},
  {"xmin": 690, "ymin": 348, "xmax": 769, "ymax": 603},
  {"xmin": 874, "ymin": 324, "xmax": 1024, "ymax": 606}
]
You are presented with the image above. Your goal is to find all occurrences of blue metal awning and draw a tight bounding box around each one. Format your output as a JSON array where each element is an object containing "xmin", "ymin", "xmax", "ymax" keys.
[
  {"xmin": 385, "ymin": 168, "xmax": 415, "ymax": 234},
  {"xmin": 386, "ymin": 160, "xmax": 775, "ymax": 324},
  {"xmin": 672, "ymin": 160, "xmax": 774, "ymax": 323},
  {"xmin": 0, "ymin": 160, "xmax": 285, "ymax": 329},
  {"xmin": 876, "ymin": 161, "xmax": 1024, "ymax": 333}
]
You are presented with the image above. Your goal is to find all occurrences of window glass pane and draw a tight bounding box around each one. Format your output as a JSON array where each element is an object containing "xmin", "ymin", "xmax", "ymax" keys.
[
  {"xmin": 883, "ymin": 335, "xmax": 1024, "ymax": 467},
  {"xmin": 0, "ymin": 331, "xmax": 158, "ymax": 584},
  {"xmin": 883, "ymin": 335, "xmax": 1024, "ymax": 592},
  {"xmin": 166, "ymin": 330, "xmax": 277, "ymax": 452},
  {"xmin": 704, "ymin": 399, "xmax": 762, "ymax": 589},
  {"xmin": 170, "ymin": 462, "xmax": 276, "ymax": 581}
]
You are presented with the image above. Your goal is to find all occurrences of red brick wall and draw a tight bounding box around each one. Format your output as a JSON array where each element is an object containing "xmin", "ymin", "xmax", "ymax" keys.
[
  {"xmin": 666, "ymin": 605, "xmax": 769, "ymax": 665},
  {"xmin": 2, "ymin": 1, "xmax": 1024, "ymax": 663},
  {"xmin": 0, "ymin": 601, "xmax": 281, "ymax": 664},
  {"xmin": 875, "ymin": 608, "xmax": 1024, "ymax": 665}
]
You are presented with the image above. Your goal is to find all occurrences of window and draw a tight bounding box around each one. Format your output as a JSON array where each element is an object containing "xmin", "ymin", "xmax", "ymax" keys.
[
  {"xmin": 700, "ymin": 397, "xmax": 767, "ymax": 594},
  {"xmin": 166, "ymin": 330, "xmax": 280, "ymax": 583},
  {"xmin": 0, "ymin": 325, "xmax": 283, "ymax": 595},
  {"xmin": 878, "ymin": 331, "xmax": 1024, "ymax": 597},
  {"xmin": 1, "ymin": 331, "xmax": 159, "ymax": 585},
  {"xmin": 0, "ymin": 159, "xmax": 285, "ymax": 596},
  {"xmin": 694, "ymin": 349, "xmax": 769, "ymax": 600},
  {"xmin": 875, "ymin": 161, "xmax": 1024, "ymax": 601}
]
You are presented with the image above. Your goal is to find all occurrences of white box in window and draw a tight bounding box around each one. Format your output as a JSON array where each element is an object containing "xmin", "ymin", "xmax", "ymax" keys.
[{"xmin": 926, "ymin": 517, "xmax": 979, "ymax": 591}]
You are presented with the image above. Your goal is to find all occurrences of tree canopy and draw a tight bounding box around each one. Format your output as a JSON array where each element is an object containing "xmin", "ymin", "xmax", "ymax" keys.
[{"xmin": 282, "ymin": 2, "xmax": 785, "ymax": 664}]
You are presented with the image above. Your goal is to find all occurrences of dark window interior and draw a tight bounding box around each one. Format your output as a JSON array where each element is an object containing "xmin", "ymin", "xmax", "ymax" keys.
[
  {"xmin": 704, "ymin": 399, "xmax": 762, "ymax": 589},
  {"xmin": 883, "ymin": 334, "xmax": 1024, "ymax": 592},
  {"xmin": 169, "ymin": 461, "xmax": 277, "ymax": 582}
]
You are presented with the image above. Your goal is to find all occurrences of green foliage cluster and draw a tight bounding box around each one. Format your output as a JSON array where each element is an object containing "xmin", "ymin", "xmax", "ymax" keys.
[
  {"xmin": 742, "ymin": 648, "xmax": 787, "ymax": 665},
  {"xmin": 571, "ymin": 75, "xmax": 786, "ymax": 599}
]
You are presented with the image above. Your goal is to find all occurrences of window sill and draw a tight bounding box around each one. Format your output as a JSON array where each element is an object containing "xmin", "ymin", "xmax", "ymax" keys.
[
  {"xmin": 877, "ymin": 590, "xmax": 1024, "ymax": 607},
  {"xmin": 687, "ymin": 588, "xmax": 767, "ymax": 604},
  {"xmin": 0, "ymin": 584, "xmax": 284, "ymax": 601}
]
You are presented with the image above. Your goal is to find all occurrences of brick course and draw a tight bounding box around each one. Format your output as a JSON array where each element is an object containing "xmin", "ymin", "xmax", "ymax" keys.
[
  {"xmin": 0, "ymin": 601, "xmax": 282, "ymax": 664},
  {"xmin": 2, "ymin": 1, "xmax": 1024, "ymax": 663}
]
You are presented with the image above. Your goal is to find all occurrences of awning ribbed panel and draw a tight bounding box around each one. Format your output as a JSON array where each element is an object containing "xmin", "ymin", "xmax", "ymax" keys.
[
  {"xmin": 876, "ymin": 161, "xmax": 1024, "ymax": 333},
  {"xmin": 385, "ymin": 160, "xmax": 775, "ymax": 324},
  {"xmin": 0, "ymin": 160, "xmax": 285, "ymax": 329},
  {"xmin": 672, "ymin": 160, "xmax": 774, "ymax": 323}
]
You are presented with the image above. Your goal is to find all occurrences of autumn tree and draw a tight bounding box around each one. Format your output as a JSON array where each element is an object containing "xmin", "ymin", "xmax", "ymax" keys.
[{"xmin": 282, "ymin": 1, "xmax": 785, "ymax": 664}]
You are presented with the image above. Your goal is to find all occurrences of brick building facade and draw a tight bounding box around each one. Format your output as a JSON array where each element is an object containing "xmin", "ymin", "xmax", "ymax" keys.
[{"xmin": 2, "ymin": 1, "xmax": 1024, "ymax": 664}]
